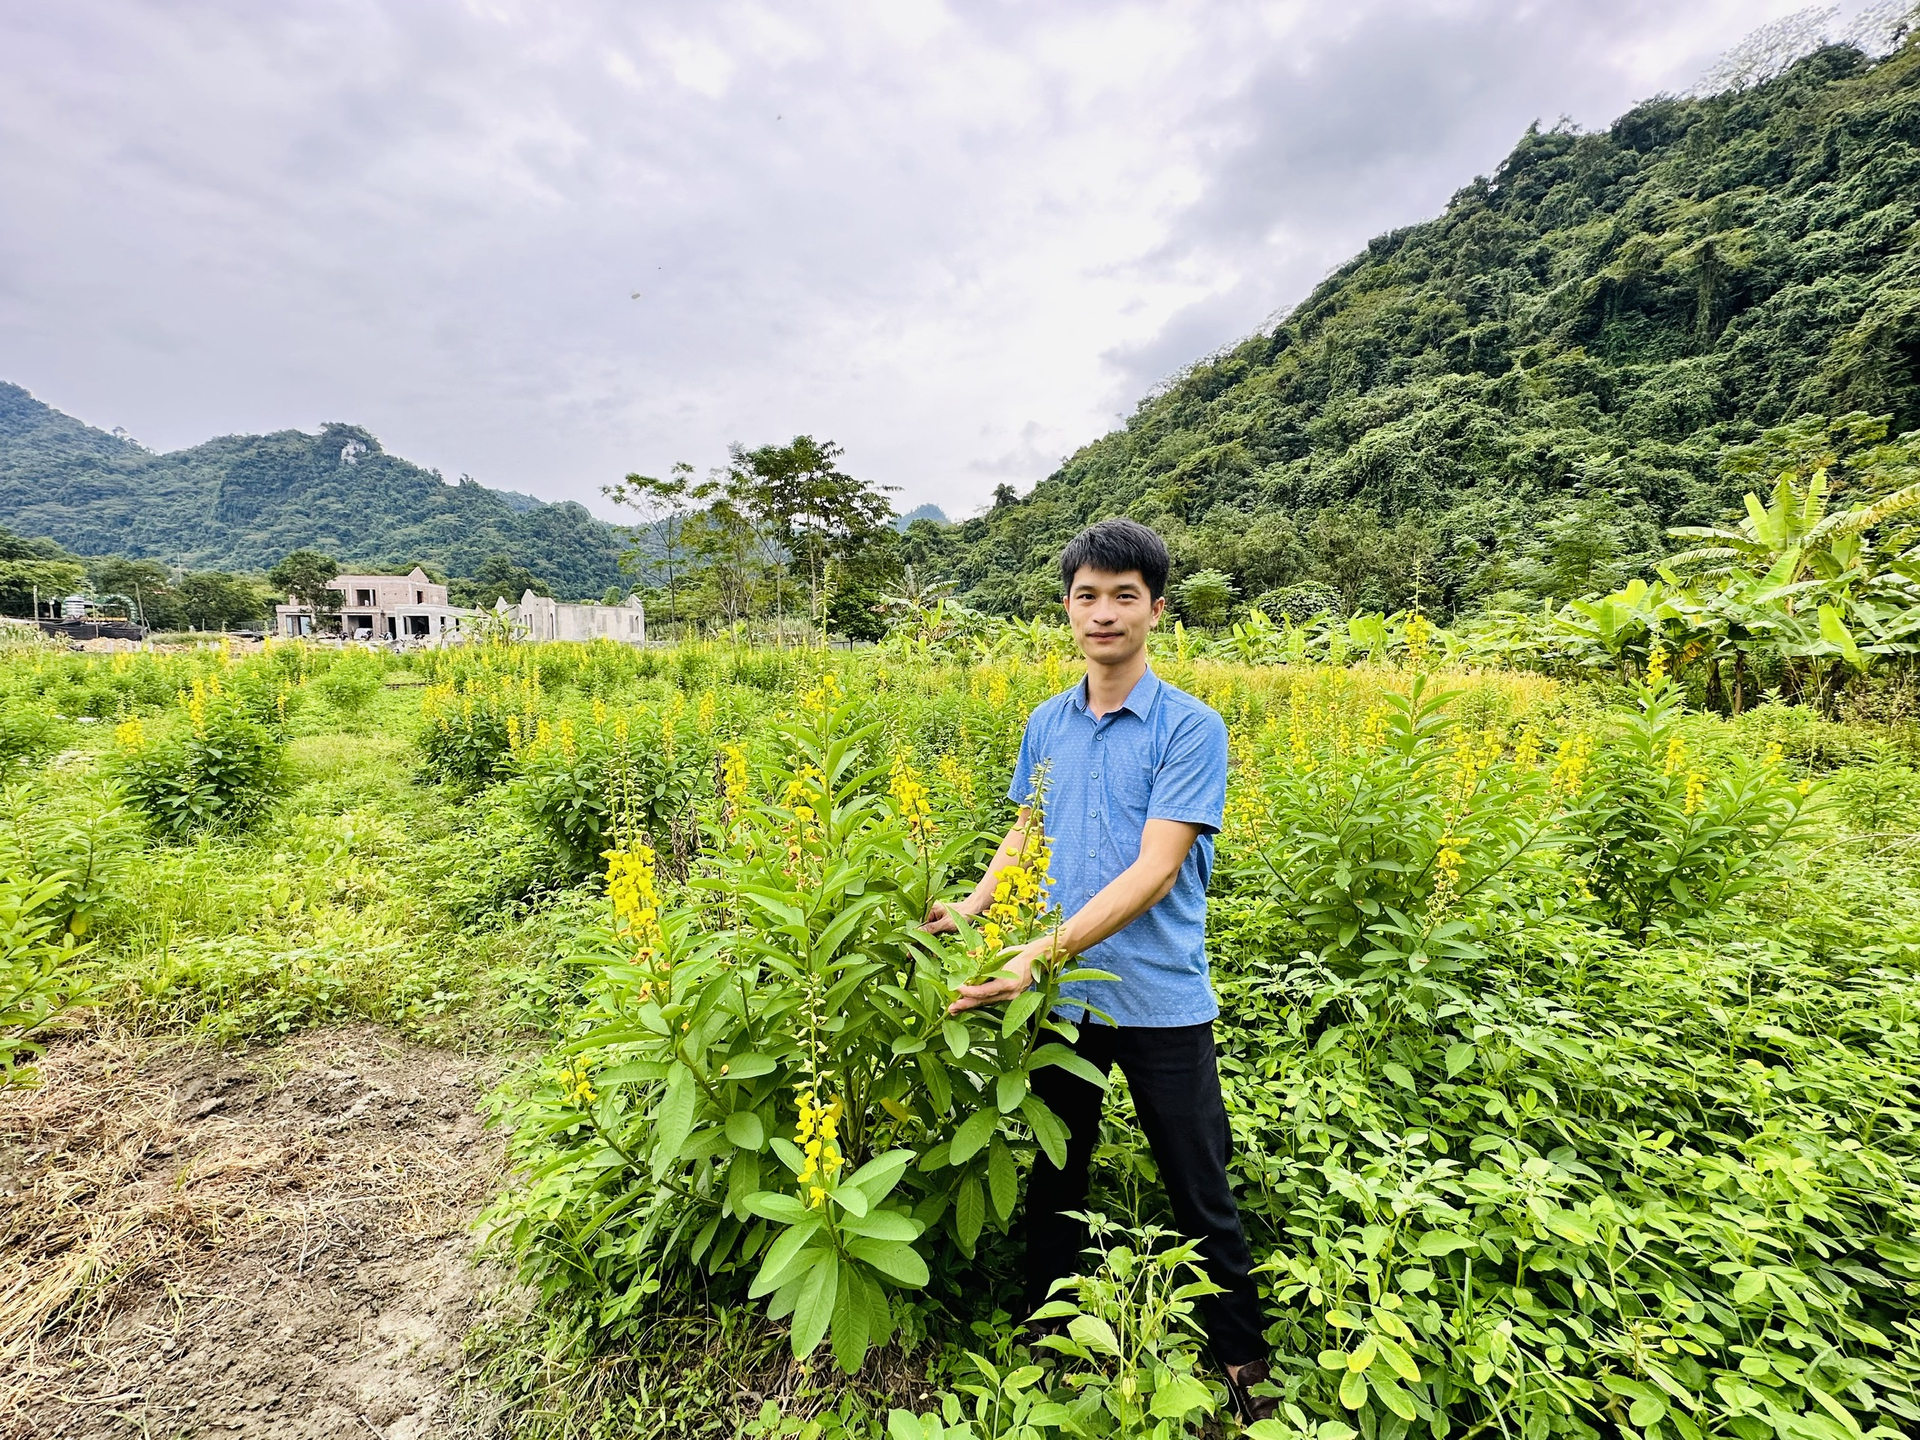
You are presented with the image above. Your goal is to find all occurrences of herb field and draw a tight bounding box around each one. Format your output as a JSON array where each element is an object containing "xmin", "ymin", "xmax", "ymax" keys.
[{"xmin": 3, "ymin": 632, "xmax": 1918, "ymax": 1440}]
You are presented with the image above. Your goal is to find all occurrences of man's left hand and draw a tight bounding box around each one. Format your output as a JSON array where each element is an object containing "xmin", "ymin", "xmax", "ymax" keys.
[{"xmin": 947, "ymin": 939, "xmax": 1049, "ymax": 1014}]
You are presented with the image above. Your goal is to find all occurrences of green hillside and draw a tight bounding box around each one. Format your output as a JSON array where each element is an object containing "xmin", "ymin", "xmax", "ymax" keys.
[
  {"xmin": 918, "ymin": 40, "xmax": 1920, "ymax": 618},
  {"xmin": 0, "ymin": 385, "xmax": 629, "ymax": 596}
]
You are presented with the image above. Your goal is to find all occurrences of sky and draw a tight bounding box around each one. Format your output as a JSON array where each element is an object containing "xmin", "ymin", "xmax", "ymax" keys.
[{"xmin": 0, "ymin": 0, "xmax": 1850, "ymax": 520}]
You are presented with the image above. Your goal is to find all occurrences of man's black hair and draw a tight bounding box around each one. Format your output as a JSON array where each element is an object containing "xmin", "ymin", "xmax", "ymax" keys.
[{"xmin": 1058, "ymin": 518, "xmax": 1170, "ymax": 601}]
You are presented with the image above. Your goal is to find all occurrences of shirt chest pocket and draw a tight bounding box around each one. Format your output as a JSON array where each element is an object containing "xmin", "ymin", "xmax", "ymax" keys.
[{"xmin": 1114, "ymin": 759, "xmax": 1157, "ymax": 822}]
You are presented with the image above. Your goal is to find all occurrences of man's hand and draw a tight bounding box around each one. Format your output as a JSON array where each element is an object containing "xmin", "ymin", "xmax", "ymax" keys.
[
  {"xmin": 921, "ymin": 900, "xmax": 973, "ymax": 936},
  {"xmin": 947, "ymin": 939, "xmax": 1048, "ymax": 1015}
]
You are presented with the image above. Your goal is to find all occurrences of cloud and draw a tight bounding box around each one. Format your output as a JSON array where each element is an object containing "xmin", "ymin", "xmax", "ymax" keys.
[{"xmin": 0, "ymin": 0, "xmax": 1825, "ymax": 520}]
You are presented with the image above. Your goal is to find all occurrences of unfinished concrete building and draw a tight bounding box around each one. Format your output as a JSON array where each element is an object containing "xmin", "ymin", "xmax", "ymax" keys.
[
  {"xmin": 495, "ymin": 590, "xmax": 646, "ymax": 644},
  {"xmin": 275, "ymin": 568, "xmax": 472, "ymax": 643}
]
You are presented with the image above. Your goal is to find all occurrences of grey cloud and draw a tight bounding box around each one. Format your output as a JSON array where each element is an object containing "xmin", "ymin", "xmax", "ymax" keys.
[{"xmin": 0, "ymin": 0, "xmax": 1815, "ymax": 519}]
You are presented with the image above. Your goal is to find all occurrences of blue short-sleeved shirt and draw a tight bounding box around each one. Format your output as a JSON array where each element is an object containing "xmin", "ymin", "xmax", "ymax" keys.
[{"xmin": 1006, "ymin": 667, "xmax": 1229, "ymax": 1028}]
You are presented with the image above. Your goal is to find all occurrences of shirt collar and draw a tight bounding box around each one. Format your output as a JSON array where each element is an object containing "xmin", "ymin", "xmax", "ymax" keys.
[{"xmin": 1072, "ymin": 666, "xmax": 1161, "ymax": 720}]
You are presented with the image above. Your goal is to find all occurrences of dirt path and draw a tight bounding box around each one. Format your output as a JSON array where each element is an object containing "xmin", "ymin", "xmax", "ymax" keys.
[{"xmin": 0, "ymin": 1025, "xmax": 509, "ymax": 1440}]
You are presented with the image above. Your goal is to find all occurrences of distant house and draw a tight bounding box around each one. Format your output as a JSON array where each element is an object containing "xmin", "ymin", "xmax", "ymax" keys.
[
  {"xmin": 496, "ymin": 590, "xmax": 646, "ymax": 645},
  {"xmin": 275, "ymin": 567, "xmax": 474, "ymax": 643}
]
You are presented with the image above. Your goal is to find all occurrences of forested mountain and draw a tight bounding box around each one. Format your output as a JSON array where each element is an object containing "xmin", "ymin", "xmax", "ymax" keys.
[
  {"xmin": 913, "ymin": 40, "xmax": 1920, "ymax": 618},
  {"xmin": 0, "ymin": 384, "xmax": 628, "ymax": 595}
]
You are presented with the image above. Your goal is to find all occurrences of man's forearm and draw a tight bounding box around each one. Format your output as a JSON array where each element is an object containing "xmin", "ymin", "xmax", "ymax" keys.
[
  {"xmin": 1044, "ymin": 852, "xmax": 1182, "ymax": 960},
  {"xmin": 956, "ymin": 809, "xmax": 1035, "ymax": 915}
]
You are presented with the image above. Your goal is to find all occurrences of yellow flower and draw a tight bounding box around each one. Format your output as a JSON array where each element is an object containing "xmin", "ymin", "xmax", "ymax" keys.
[
  {"xmin": 1550, "ymin": 733, "xmax": 1595, "ymax": 795},
  {"xmin": 113, "ymin": 717, "xmax": 146, "ymax": 752},
  {"xmin": 605, "ymin": 843, "xmax": 666, "ymax": 970},
  {"xmin": 1647, "ymin": 644, "xmax": 1668, "ymax": 686},
  {"xmin": 559, "ymin": 1058, "xmax": 598, "ymax": 1107},
  {"xmin": 1684, "ymin": 771, "xmax": 1707, "ymax": 816},
  {"xmin": 721, "ymin": 743, "xmax": 750, "ymax": 811},
  {"xmin": 889, "ymin": 752, "xmax": 933, "ymax": 841},
  {"xmin": 1662, "ymin": 732, "xmax": 1686, "ymax": 778}
]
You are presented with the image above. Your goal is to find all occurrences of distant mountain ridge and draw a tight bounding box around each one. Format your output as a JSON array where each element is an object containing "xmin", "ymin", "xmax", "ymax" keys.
[
  {"xmin": 921, "ymin": 40, "xmax": 1920, "ymax": 617},
  {"xmin": 0, "ymin": 383, "xmax": 629, "ymax": 594}
]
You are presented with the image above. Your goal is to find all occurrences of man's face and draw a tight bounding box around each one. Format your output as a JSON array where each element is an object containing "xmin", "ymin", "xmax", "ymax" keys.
[{"xmin": 1065, "ymin": 567, "xmax": 1164, "ymax": 666}]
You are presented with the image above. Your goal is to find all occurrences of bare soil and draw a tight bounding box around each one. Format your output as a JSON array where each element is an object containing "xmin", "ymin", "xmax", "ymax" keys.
[{"xmin": 0, "ymin": 1025, "xmax": 508, "ymax": 1439}]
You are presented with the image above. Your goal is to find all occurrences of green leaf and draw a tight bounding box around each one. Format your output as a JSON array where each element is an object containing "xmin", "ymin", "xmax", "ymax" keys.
[
  {"xmin": 1371, "ymin": 1373, "xmax": 1417, "ymax": 1422},
  {"xmin": 828, "ymin": 1182, "xmax": 869, "ymax": 1217},
  {"xmin": 1001, "ymin": 989, "xmax": 1042, "ymax": 1035},
  {"xmin": 1020, "ymin": 1095, "xmax": 1068, "ymax": 1169},
  {"xmin": 846, "ymin": 1237, "xmax": 930, "ymax": 1287},
  {"xmin": 848, "ymin": 1149, "xmax": 914, "ymax": 1203},
  {"xmin": 1149, "ymin": 1373, "xmax": 1215, "ymax": 1419},
  {"xmin": 839, "ymin": 1207, "xmax": 920, "ymax": 1241},
  {"xmin": 1067, "ymin": 1314, "xmax": 1120, "ymax": 1356},
  {"xmin": 720, "ymin": 1053, "xmax": 777, "ymax": 1080},
  {"xmin": 1732, "ymin": 1269, "xmax": 1769, "ymax": 1305},
  {"xmin": 1382, "ymin": 1062, "xmax": 1415, "ymax": 1091},
  {"xmin": 886, "ymin": 1412, "xmax": 926, "ymax": 1440},
  {"xmin": 651, "ymin": 1063, "xmax": 696, "ymax": 1178},
  {"xmin": 942, "ymin": 1018, "xmax": 971, "ymax": 1059},
  {"xmin": 831, "ymin": 1260, "xmax": 874, "ymax": 1374},
  {"xmin": 949, "ymin": 1107, "xmax": 998, "ymax": 1164},
  {"xmin": 789, "ymin": 1249, "xmax": 839, "ymax": 1358},
  {"xmin": 1416, "ymin": 1231, "xmax": 1474, "ymax": 1256},
  {"xmin": 1031, "ymin": 1042, "xmax": 1108, "ymax": 1089},
  {"xmin": 1339, "ymin": 1369, "xmax": 1369, "ymax": 1411},
  {"xmin": 1373, "ymin": 1335, "xmax": 1421, "ymax": 1384},
  {"xmin": 744, "ymin": 1190, "xmax": 809, "ymax": 1225},
  {"xmin": 749, "ymin": 1216, "xmax": 827, "ymax": 1297},
  {"xmin": 1628, "ymin": 1395, "xmax": 1667, "ymax": 1428},
  {"xmin": 724, "ymin": 1111, "xmax": 766, "ymax": 1150},
  {"xmin": 986, "ymin": 1135, "xmax": 1017, "ymax": 1221},
  {"xmin": 1444, "ymin": 1042, "xmax": 1475, "ymax": 1078},
  {"xmin": 995, "ymin": 1070, "xmax": 1029, "ymax": 1114},
  {"xmin": 955, "ymin": 1173, "xmax": 985, "ymax": 1253}
]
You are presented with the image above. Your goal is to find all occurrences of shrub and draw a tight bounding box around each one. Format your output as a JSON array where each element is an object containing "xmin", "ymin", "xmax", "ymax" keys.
[
  {"xmin": 312, "ymin": 649, "xmax": 386, "ymax": 719},
  {"xmin": 0, "ymin": 874, "xmax": 94, "ymax": 1086},
  {"xmin": 113, "ymin": 677, "xmax": 288, "ymax": 836},
  {"xmin": 0, "ymin": 703, "xmax": 67, "ymax": 774},
  {"xmin": 489, "ymin": 675, "xmax": 1106, "ymax": 1372},
  {"xmin": 1561, "ymin": 677, "xmax": 1817, "ymax": 936}
]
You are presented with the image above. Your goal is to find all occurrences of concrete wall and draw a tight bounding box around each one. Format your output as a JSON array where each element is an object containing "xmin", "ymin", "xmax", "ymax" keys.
[{"xmin": 499, "ymin": 591, "xmax": 646, "ymax": 645}]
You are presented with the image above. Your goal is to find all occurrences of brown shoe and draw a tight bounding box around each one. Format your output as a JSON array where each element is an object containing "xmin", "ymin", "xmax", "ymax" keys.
[{"xmin": 1223, "ymin": 1358, "xmax": 1279, "ymax": 1424}]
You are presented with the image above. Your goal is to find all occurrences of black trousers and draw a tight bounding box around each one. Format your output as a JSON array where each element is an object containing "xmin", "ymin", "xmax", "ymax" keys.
[{"xmin": 1024, "ymin": 1019, "xmax": 1268, "ymax": 1366}]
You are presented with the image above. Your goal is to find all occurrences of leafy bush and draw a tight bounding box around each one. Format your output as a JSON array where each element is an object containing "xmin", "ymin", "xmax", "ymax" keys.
[
  {"xmin": 0, "ymin": 703, "xmax": 66, "ymax": 774},
  {"xmin": 490, "ymin": 676, "xmax": 1107, "ymax": 1372},
  {"xmin": 508, "ymin": 703, "xmax": 714, "ymax": 879},
  {"xmin": 312, "ymin": 648, "xmax": 386, "ymax": 719},
  {"xmin": 113, "ymin": 676, "xmax": 288, "ymax": 836},
  {"xmin": 0, "ymin": 780, "xmax": 137, "ymax": 934},
  {"xmin": 1563, "ymin": 679, "xmax": 1818, "ymax": 936},
  {"xmin": 0, "ymin": 874, "xmax": 94, "ymax": 1085},
  {"xmin": 417, "ymin": 670, "xmax": 544, "ymax": 789}
]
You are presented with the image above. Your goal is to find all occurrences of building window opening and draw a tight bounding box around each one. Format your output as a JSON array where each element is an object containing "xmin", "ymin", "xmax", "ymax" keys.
[
  {"xmin": 355, "ymin": 589, "xmax": 376, "ymax": 606},
  {"xmin": 405, "ymin": 615, "xmax": 431, "ymax": 637}
]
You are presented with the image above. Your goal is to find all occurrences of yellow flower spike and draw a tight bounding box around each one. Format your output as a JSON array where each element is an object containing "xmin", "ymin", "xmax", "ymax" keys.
[
  {"xmin": 1647, "ymin": 644, "xmax": 1668, "ymax": 685},
  {"xmin": 1662, "ymin": 733, "xmax": 1686, "ymax": 779},
  {"xmin": 114, "ymin": 717, "xmax": 146, "ymax": 752},
  {"xmin": 1684, "ymin": 771, "xmax": 1707, "ymax": 816}
]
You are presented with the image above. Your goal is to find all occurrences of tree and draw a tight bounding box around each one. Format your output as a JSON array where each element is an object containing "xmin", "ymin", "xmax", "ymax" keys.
[
  {"xmin": 175, "ymin": 573, "xmax": 268, "ymax": 630},
  {"xmin": 450, "ymin": 555, "xmax": 555, "ymax": 609},
  {"xmin": 1174, "ymin": 568, "xmax": 1238, "ymax": 626},
  {"xmin": 87, "ymin": 557, "xmax": 179, "ymax": 628},
  {"xmin": 729, "ymin": 437, "xmax": 897, "ymax": 638},
  {"xmin": 268, "ymin": 550, "xmax": 340, "ymax": 630},
  {"xmin": 605, "ymin": 462, "xmax": 703, "ymax": 626},
  {"xmin": 0, "ymin": 559, "xmax": 87, "ymax": 618}
]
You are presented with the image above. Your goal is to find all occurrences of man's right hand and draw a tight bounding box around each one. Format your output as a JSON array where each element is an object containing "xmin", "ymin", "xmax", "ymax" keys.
[{"xmin": 922, "ymin": 901, "xmax": 970, "ymax": 935}]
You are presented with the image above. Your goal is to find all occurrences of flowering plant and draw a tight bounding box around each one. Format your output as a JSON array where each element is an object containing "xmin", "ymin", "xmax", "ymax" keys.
[{"xmin": 491, "ymin": 676, "xmax": 1111, "ymax": 1371}]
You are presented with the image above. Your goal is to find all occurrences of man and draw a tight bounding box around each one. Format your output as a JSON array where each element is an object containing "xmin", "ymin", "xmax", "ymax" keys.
[{"xmin": 925, "ymin": 517, "xmax": 1275, "ymax": 1422}]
